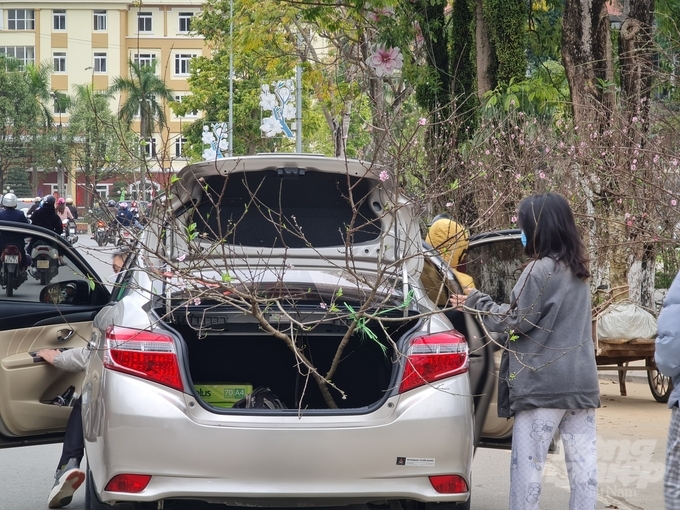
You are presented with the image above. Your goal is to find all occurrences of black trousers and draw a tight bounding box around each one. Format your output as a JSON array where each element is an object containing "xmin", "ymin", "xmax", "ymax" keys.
[{"xmin": 57, "ymin": 396, "xmax": 84, "ymax": 471}]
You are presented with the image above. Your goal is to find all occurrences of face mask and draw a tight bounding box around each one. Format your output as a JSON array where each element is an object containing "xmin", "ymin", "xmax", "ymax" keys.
[{"xmin": 520, "ymin": 231, "xmax": 527, "ymax": 247}]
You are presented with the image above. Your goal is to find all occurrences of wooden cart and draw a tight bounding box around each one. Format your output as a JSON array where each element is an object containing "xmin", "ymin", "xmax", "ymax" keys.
[{"xmin": 592, "ymin": 289, "xmax": 673, "ymax": 402}]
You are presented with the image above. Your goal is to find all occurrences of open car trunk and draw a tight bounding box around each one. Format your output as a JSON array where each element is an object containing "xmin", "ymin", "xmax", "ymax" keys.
[{"xmin": 162, "ymin": 306, "xmax": 422, "ymax": 412}]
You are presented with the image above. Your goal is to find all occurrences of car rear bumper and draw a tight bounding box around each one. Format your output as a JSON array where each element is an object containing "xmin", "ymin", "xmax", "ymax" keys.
[{"xmin": 85, "ymin": 371, "xmax": 474, "ymax": 505}]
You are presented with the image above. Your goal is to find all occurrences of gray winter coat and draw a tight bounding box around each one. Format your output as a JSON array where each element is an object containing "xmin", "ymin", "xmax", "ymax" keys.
[
  {"xmin": 655, "ymin": 271, "xmax": 680, "ymax": 408},
  {"xmin": 53, "ymin": 347, "xmax": 90, "ymax": 372},
  {"xmin": 465, "ymin": 257, "xmax": 600, "ymax": 418}
]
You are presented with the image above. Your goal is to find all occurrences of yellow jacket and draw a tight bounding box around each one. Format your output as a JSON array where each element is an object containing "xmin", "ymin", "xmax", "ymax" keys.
[{"xmin": 425, "ymin": 219, "xmax": 476, "ymax": 292}]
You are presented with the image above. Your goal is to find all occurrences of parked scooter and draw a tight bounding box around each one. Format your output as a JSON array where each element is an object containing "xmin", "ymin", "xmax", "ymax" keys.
[
  {"xmin": 61, "ymin": 219, "xmax": 79, "ymax": 244},
  {"xmin": 1, "ymin": 243, "xmax": 28, "ymax": 297},
  {"xmin": 30, "ymin": 241, "xmax": 60, "ymax": 285}
]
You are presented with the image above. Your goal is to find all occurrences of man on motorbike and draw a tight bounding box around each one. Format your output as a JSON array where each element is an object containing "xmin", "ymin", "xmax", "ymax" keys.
[
  {"xmin": 0, "ymin": 193, "xmax": 30, "ymax": 267},
  {"xmin": 27, "ymin": 196, "xmax": 42, "ymax": 218},
  {"xmin": 65, "ymin": 198, "xmax": 78, "ymax": 220},
  {"xmin": 116, "ymin": 201, "xmax": 134, "ymax": 227},
  {"xmin": 29, "ymin": 195, "xmax": 64, "ymax": 265}
]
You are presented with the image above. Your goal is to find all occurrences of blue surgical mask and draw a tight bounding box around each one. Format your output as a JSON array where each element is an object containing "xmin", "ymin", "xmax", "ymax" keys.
[{"xmin": 520, "ymin": 231, "xmax": 527, "ymax": 247}]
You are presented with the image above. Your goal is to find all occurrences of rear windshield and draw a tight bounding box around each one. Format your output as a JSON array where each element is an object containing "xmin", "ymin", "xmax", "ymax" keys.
[{"xmin": 191, "ymin": 171, "xmax": 381, "ymax": 248}]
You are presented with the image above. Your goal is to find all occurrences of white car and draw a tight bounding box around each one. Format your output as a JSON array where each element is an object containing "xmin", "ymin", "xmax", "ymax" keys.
[{"xmin": 0, "ymin": 156, "xmax": 526, "ymax": 510}]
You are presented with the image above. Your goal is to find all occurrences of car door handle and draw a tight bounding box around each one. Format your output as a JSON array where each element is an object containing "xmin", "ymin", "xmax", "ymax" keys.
[{"xmin": 57, "ymin": 329, "xmax": 75, "ymax": 343}]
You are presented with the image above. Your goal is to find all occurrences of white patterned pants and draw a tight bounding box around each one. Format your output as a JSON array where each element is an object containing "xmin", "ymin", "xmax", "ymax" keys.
[
  {"xmin": 665, "ymin": 406, "xmax": 680, "ymax": 510},
  {"xmin": 509, "ymin": 408, "xmax": 598, "ymax": 510}
]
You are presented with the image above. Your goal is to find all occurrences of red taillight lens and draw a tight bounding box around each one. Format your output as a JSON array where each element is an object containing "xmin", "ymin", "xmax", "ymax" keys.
[
  {"xmin": 97, "ymin": 220, "xmax": 106, "ymax": 227},
  {"xmin": 104, "ymin": 326, "xmax": 184, "ymax": 391},
  {"xmin": 399, "ymin": 331, "xmax": 468, "ymax": 393},
  {"xmin": 2, "ymin": 245, "xmax": 20, "ymax": 255},
  {"xmin": 105, "ymin": 474, "xmax": 151, "ymax": 493},
  {"xmin": 429, "ymin": 475, "xmax": 469, "ymax": 494}
]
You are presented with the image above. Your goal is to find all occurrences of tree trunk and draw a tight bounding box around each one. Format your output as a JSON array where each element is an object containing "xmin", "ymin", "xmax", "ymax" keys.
[{"xmin": 475, "ymin": 0, "xmax": 495, "ymax": 98}]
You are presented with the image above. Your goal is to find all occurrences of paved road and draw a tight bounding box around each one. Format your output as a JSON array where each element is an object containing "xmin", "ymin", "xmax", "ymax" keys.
[{"xmin": 0, "ymin": 379, "xmax": 668, "ymax": 510}]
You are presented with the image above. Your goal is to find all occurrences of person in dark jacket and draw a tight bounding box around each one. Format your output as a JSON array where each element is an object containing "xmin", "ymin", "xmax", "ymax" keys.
[
  {"xmin": 28, "ymin": 195, "xmax": 64, "ymax": 257},
  {"xmin": 65, "ymin": 198, "xmax": 78, "ymax": 220},
  {"xmin": 655, "ymin": 271, "xmax": 680, "ymax": 510},
  {"xmin": 27, "ymin": 196, "xmax": 41, "ymax": 218},
  {"xmin": 451, "ymin": 192, "xmax": 599, "ymax": 510},
  {"xmin": 30, "ymin": 195, "xmax": 63, "ymax": 235},
  {"xmin": 0, "ymin": 193, "xmax": 30, "ymax": 267}
]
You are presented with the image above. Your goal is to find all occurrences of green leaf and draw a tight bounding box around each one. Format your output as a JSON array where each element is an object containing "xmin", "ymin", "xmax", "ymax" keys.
[
  {"xmin": 221, "ymin": 273, "xmax": 232, "ymax": 282},
  {"xmin": 335, "ymin": 287, "xmax": 343, "ymax": 297},
  {"xmin": 170, "ymin": 174, "xmax": 180, "ymax": 184}
]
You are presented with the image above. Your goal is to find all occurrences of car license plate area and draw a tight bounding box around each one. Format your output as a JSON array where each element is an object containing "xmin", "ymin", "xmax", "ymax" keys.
[
  {"xmin": 4, "ymin": 255, "xmax": 19, "ymax": 264},
  {"xmin": 37, "ymin": 260, "xmax": 50, "ymax": 269}
]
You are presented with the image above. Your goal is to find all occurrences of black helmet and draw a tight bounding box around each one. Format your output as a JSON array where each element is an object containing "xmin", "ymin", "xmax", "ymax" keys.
[
  {"xmin": 107, "ymin": 200, "xmax": 117, "ymax": 207},
  {"xmin": 43, "ymin": 195, "xmax": 56, "ymax": 206},
  {"xmin": 429, "ymin": 213, "xmax": 451, "ymax": 226}
]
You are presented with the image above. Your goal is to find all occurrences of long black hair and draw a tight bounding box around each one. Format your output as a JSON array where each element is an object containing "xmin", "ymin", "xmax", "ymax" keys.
[{"xmin": 517, "ymin": 192, "xmax": 591, "ymax": 280}]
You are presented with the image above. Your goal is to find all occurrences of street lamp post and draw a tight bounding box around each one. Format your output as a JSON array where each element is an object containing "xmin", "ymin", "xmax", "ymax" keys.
[{"xmin": 56, "ymin": 158, "xmax": 64, "ymax": 198}]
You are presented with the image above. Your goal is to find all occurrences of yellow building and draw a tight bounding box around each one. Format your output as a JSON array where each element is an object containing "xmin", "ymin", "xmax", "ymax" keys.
[{"xmin": 0, "ymin": 1, "xmax": 207, "ymax": 200}]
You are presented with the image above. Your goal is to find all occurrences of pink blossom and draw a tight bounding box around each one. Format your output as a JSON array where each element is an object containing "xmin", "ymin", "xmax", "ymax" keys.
[
  {"xmin": 319, "ymin": 302, "xmax": 327, "ymax": 310},
  {"xmin": 539, "ymin": 172, "xmax": 546, "ymax": 179},
  {"xmin": 193, "ymin": 298, "xmax": 201, "ymax": 305},
  {"xmin": 379, "ymin": 170, "xmax": 389, "ymax": 182},
  {"xmin": 446, "ymin": 202, "xmax": 453, "ymax": 207},
  {"xmin": 617, "ymin": 199, "xmax": 622, "ymax": 204},
  {"xmin": 631, "ymin": 164, "xmax": 636, "ymax": 171},
  {"xmin": 626, "ymin": 221, "xmax": 633, "ymax": 226},
  {"xmin": 632, "ymin": 116, "xmax": 638, "ymax": 123},
  {"xmin": 177, "ymin": 254, "xmax": 186, "ymax": 262},
  {"xmin": 367, "ymin": 46, "xmax": 404, "ymax": 77},
  {"xmin": 672, "ymin": 199, "xmax": 678, "ymax": 206},
  {"xmin": 367, "ymin": 6, "xmax": 394, "ymax": 22},
  {"xmin": 653, "ymin": 154, "xmax": 660, "ymax": 164},
  {"xmin": 624, "ymin": 213, "xmax": 630, "ymax": 219},
  {"xmin": 485, "ymin": 150, "xmax": 490, "ymax": 155},
  {"xmin": 418, "ymin": 118, "xmax": 427, "ymax": 126},
  {"xmin": 673, "ymin": 159, "xmax": 678, "ymax": 166},
  {"xmin": 511, "ymin": 216, "xmax": 517, "ymax": 223},
  {"xmin": 515, "ymin": 174, "xmax": 521, "ymax": 180}
]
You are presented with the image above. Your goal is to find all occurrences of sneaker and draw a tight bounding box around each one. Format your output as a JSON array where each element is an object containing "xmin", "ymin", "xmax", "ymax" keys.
[{"xmin": 47, "ymin": 458, "xmax": 85, "ymax": 509}]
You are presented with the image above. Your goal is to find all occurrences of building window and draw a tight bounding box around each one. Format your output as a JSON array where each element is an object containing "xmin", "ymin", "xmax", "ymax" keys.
[
  {"xmin": 175, "ymin": 137, "xmax": 187, "ymax": 158},
  {"xmin": 53, "ymin": 52, "xmax": 66, "ymax": 73},
  {"xmin": 8, "ymin": 9, "xmax": 35, "ymax": 30},
  {"xmin": 134, "ymin": 53, "xmax": 156, "ymax": 68},
  {"xmin": 178, "ymin": 12, "xmax": 193, "ymax": 33},
  {"xmin": 137, "ymin": 12, "xmax": 152, "ymax": 33},
  {"xmin": 94, "ymin": 52, "xmax": 107, "ymax": 73},
  {"xmin": 53, "ymin": 10, "xmax": 66, "ymax": 30},
  {"xmin": 142, "ymin": 137, "xmax": 157, "ymax": 158},
  {"xmin": 94, "ymin": 10, "xmax": 107, "ymax": 31},
  {"xmin": 0, "ymin": 46, "xmax": 36, "ymax": 68},
  {"xmin": 174, "ymin": 54, "xmax": 196, "ymax": 76},
  {"xmin": 95, "ymin": 184, "xmax": 109, "ymax": 199},
  {"xmin": 174, "ymin": 94, "xmax": 198, "ymax": 117}
]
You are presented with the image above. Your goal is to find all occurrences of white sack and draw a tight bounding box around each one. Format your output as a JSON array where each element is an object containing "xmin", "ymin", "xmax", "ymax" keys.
[{"xmin": 597, "ymin": 302, "xmax": 657, "ymax": 340}]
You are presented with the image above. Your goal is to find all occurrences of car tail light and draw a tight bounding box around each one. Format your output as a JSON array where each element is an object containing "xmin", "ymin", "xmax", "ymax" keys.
[
  {"xmin": 429, "ymin": 475, "xmax": 468, "ymax": 494},
  {"xmin": 398, "ymin": 331, "xmax": 468, "ymax": 393},
  {"xmin": 105, "ymin": 474, "xmax": 151, "ymax": 493},
  {"xmin": 97, "ymin": 220, "xmax": 107, "ymax": 228},
  {"xmin": 104, "ymin": 326, "xmax": 184, "ymax": 391},
  {"xmin": 2, "ymin": 245, "xmax": 20, "ymax": 256}
]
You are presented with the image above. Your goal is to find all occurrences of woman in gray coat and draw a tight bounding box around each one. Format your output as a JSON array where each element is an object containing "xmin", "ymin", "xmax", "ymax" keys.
[
  {"xmin": 452, "ymin": 192, "xmax": 600, "ymax": 510},
  {"xmin": 655, "ymin": 271, "xmax": 680, "ymax": 510}
]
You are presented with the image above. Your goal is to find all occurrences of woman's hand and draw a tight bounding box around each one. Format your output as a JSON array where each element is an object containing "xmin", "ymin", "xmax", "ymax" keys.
[
  {"xmin": 37, "ymin": 349, "xmax": 60, "ymax": 365},
  {"xmin": 450, "ymin": 294, "xmax": 467, "ymax": 309}
]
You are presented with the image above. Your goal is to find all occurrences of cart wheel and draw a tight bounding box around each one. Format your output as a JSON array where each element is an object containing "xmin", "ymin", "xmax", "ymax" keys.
[{"xmin": 647, "ymin": 358, "xmax": 673, "ymax": 403}]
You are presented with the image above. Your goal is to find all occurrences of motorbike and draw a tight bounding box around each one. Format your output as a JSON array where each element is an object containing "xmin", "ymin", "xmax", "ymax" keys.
[
  {"xmin": 30, "ymin": 241, "xmax": 60, "ymax": 285},
  {"xmin": 95, "ymin": 219, "xmax": 108, "ymax": 247},
  {"xmin": 62, "ymin": 219, "xmax": 79, "ymax": 244},
  {"xmin": 1, "ymin": 243, "xmax": 28, "ymax": 297}
]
